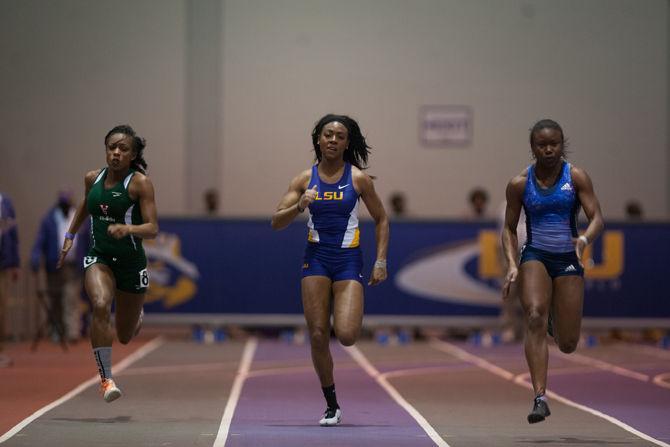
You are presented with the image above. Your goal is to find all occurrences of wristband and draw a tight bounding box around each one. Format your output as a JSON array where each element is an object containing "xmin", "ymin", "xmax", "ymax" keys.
[
  {"xmin": 374, "ymin": 259, "xmax": 387, "ymax": 269},
  {"xmin": 296, "ymin": 203, "xmax": 305, "ymax": 213},
  {"xmin": 578, "ymin": 235, "xmax": 589, "ymax": 245},
  {"xmin": 64, "ymin": 232, "xmax": 75, "ymax": 240}
]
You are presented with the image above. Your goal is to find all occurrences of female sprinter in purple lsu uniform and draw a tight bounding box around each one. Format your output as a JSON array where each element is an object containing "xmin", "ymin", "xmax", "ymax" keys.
[
  {"xmin": 272, "ymin": 114, "xmax": 389, "ymax": 426},
  {"xmin": 502, "ymin": 119, "xmax": 604, "ymax": 423}
]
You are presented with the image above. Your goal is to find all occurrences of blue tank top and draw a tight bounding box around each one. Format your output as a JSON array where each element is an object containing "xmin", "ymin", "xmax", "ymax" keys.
[
  {"xmin": 523, "ymin": 161, "xmax": 580, "ymax": 253},
  {"xmin": 306, "ymin": 163, "xmax": 360, "ymax": 248}
]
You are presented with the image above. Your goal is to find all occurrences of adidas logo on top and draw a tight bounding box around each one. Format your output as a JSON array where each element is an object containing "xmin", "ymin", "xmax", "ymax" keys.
[
  {"xmin": 561, "ymin": 183, "xmax": 573, "ymax": 191},
  {"xmin": 565, "ymin": 265, "xmax": 577, "ymax": 272}
]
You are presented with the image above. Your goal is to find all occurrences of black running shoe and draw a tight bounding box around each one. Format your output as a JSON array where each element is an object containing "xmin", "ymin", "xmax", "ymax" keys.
[
  {"xmin": 547, "ymin": 311, "xmax": 554, "ymax": 338},
  {"xmin": 319, "ymin": 407, "xmax": 342, "ymax": 426},
  {"xmin": 527, "ymin": 396, "xmax": 551, "ymax": 424}
]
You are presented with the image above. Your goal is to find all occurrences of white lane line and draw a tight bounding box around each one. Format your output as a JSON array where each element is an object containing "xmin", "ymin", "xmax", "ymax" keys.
[
  {"xmin": 652, "ymin": 372, "xmax": 670, "ymax": 390},
  {"xmin": 344, "ymin": 345, "xmax": 450, "ymax": 447},
  {"xmin": 550, "ymin": 347, "xmax": 650, "ymax": 382},
  {"xmin": 381, "ymin": 365, "xmax": 471, "ymax": 380},
  {"xmin": 213, "ymin": 337, "xmax": 258, "ymax": 447},
  {"xmin": 119, "ymin": 362, "xmax": 235, "ymax": 376},
  {"xmin": 512, "ymin": 365, "xmax": 611, "ymax": 386},
  {"xmin": 430, "ymin": 339, "xmax": 670, "ymax": 447},
  {"xmin": 428, "ymin": 339, "xmax": 515, "ymax": 381},
  {"xmin": 0, "ymin": 336, "xmax": 165, "ymax": 444},
  {"xmin": 246, "ymin": 365, "xmax": 317, "ymax": 378},
  {"xmin": 620, "ymin": 342, "xmax": 670, "ymax": 360}
]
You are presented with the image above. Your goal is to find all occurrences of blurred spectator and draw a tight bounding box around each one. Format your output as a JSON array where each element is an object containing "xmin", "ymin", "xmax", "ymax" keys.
[
  {"xmin": 0, "ymin": 192, "xmax": 20, "ymax": 367},
  {"xmin": 203, "ymin": 188, "xmax": 219, "ymax": 216},
  {"xmin": 388, "ymin": 191, "xmax": 407, "ymax": 218},
  {"xmin": 465, "ymin": 187, "xmax": 490, "ymax": 219},
  {"xmin": 624, "ymin": 200, "xmax": 643, "ymax": 220},
  {"xmin": 30, "ymin": 190, "xmax": 84, "ymax": 343}
]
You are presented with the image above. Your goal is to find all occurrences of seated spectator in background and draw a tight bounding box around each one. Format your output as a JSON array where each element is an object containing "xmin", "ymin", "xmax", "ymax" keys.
[
  {"xmin": 464, "ymin": 187, "xmax": 490, "ymax": 219},
  {"xmin": 624, "ymin": 200, "xmax": 643, "ymax": 220},
  {"xmin": 0, "ymin": 192, "xmax": 20, "ymax": 367},
  {"xmin": 388, "ymin": 192, "xmax": 407, "ymax": 218},
  {"xmin": 31, "ymin": 190, "xmax": 84, "ymax": 343},
  {"xmin": 203, "ymin": 188, "xmax": 219, "ymax": 216}
]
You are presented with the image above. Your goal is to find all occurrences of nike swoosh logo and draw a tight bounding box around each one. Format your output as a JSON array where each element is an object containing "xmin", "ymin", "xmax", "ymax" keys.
[{"xmin": 338, "ymin": 184, "xmax": 349, "ymax": 190}]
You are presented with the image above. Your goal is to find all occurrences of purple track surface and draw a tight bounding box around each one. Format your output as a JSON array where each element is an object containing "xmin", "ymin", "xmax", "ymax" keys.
[
  {"xmin": 2, "ymin": 337, "xmax": 669, "ymax": 446},
  {"xmin": 227, "ymin": 341, "xmax": 435, "ymax": 446}
]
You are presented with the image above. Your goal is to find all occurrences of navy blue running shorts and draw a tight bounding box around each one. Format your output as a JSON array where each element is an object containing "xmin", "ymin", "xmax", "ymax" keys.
[
  {"xmin": 302, "ymin": 243, "xmax": 364, "ymax": 284},
  {"xmin": 519, "ymin": 244, "xmax": 584, "ymax": 278}
]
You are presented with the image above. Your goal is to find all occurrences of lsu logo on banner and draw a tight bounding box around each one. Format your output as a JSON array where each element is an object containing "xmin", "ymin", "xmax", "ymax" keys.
[
  {"xmin": 144, "ymin": 232, "xmax": 200, "ymax": 308},
  {"xmin": 395, "ymin": 229, "xmax": 626, "ymax": 308},
  {"xmin": 477, "ymin": 230, "xmax": 624, "ymax": 280}
]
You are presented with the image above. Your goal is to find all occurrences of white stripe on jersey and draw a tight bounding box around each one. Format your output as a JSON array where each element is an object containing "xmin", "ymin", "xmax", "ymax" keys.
[
  {"xmin": 89, "ymin": 216, "xmax": 95, "ymax": 248},
  {"xmin": 123, "ymin": 172, "xmax": 135, "ymax": 189},
  {"xmin": 306, "ymin": 211, "xmax": 320, "ymax": 243},
  {"xmin": 341, "ymin": 200, "xmax": 360, "ymax": 248},
  {"xmin": 125, "ymin": 205, "xmax": 137, "ymax": 250},
  {"xmin": 93, "ymin": 169, "xmax": 106, "ymax": 184}
]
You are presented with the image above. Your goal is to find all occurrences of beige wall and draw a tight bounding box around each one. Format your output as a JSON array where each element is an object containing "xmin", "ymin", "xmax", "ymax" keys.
[
  {"xmin": 221, "ymin": 0, "xmax": 668, "ymax": 219},
  {"xmin": 0, "ymin": 0, "xmax": 186, "ymax": 263},
  {"xmin": 0, "ymin": 0, "xmax": 668, "ymax": 268}
]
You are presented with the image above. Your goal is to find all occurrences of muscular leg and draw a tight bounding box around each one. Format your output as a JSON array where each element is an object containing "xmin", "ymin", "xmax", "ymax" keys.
[
  {"xmin": 519, "ymin": 261, "xmax": 552, "ymax": 396},
  {"xmin": 332, "ymin": 280, "xmax": 364, "ymax": 347},
  {"xmin": 302, "ymin": 276, "xmax": 334, "ymax": 387},
  {"xmin": 85, "ymin": 264, "xmax": 116, "ymax": 349},
  {"xmin": 114, "ymin": 291, "xmax": 145, "ymax": 344},
  {"xmin": 552, "ymin": 275, "xmax": 584, "ymax": 353}
]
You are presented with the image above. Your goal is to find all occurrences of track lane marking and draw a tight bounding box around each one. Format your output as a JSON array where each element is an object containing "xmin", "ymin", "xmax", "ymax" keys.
[
  {"xmin": 0, "ymin": 336, "xmax": 165, "ymax": 444},
  {"xmin": 550, "ymin": 346, "xmax": 650, "ymax": 381},
  {"xmin": 344, "ymin": 345, "xmax": 450, "ymax": 447},
  {"xmin": 119, "ymin": 361, "xmax": 237, "ymax": 376},
  {"xmin": 429, "ymin": 339, "xmax": 670, "ymax": 447},
  {"xmin": 213, "ymin": 337, "xmax": 258, "ymax": 447},
  {"xmin": 619, "ymin": 342, "xmax": 670, "ymax": 360},
  {"xmin": 652, "ymin": 372, "xmax": 670, "ymax": 390}
]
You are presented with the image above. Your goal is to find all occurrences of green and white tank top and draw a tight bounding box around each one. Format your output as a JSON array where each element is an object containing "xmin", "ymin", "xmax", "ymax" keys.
[{"xmin": 87, "ymin": 168, "xmax": 145, "ymax": 258}]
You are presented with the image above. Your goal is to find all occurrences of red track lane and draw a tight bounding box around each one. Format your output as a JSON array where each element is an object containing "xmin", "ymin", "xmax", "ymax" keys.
[{"xmin": 0, "ymin": 337, "xmax": 151, "ymax": 434}]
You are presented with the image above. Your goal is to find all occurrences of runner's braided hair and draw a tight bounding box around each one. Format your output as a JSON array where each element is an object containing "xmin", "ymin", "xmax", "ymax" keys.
[
  {"xmin": 104, "ymin": 124, "xmax": 148, "ymax": 174},
  {"xmin": 311, "ymin": 114, "xmax": 371, "ymax": 170}
]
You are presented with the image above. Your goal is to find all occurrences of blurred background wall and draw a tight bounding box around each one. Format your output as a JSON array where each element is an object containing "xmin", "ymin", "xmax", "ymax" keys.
[{"xmin": 0, "ymin": 0, "xmax": 668, "ymax": 265}]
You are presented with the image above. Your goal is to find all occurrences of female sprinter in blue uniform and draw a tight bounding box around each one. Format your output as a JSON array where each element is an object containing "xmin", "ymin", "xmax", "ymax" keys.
[
  {"xmin": 502, "ymin": 119, "xmax": 604, "ymax": 423},
  {"xmin": 272, "ymin": 114, "xmax": 389, "ymax": 426}
]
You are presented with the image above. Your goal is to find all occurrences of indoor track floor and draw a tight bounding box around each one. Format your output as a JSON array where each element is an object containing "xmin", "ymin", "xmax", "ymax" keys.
[{"xmin": 1, "ymin": 332, "xmax": 669, "ymax": 446}]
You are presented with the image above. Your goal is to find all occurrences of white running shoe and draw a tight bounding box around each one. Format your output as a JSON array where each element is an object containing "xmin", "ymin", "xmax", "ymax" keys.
[
  {"xmin": 319, "ymin": 407, "xmax": 342, "ymax": 426},
  {"xmin": 100, "ymin": 378, "xmax": 122, "ymax": 403}
]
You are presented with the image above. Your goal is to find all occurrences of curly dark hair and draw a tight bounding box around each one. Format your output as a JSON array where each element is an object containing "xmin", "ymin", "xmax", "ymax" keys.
[
  {"xmin": 311, "ymin": 114, "xmax": 371, "ymax": 170},
  {"xmin": 104, "ymin": 124, "xmax": 148, "ymax": 174}
]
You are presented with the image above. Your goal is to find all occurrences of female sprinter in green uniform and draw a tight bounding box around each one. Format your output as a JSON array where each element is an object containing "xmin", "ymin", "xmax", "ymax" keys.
[{"xmin": 58, "ymin": 125, "xmax": 158, "ymax": 402}]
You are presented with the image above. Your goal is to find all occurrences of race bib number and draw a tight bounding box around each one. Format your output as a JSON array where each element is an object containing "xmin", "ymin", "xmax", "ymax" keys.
[{"xmin": 138, "ymin": 268, "xmax": 150, "ymax": 288}]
